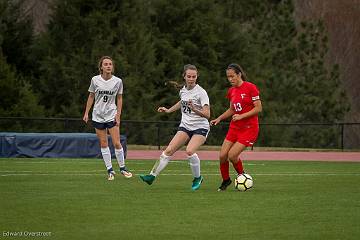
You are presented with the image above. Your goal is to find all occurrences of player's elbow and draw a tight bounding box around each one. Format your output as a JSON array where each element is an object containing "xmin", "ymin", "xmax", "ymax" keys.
[
  {"xmin": 202, "ymin": 106, "xmax": 210, "ymax": 119},
  {"xmin": 254, "ymin": 101, "xmax": 262, "ymax": 113}
]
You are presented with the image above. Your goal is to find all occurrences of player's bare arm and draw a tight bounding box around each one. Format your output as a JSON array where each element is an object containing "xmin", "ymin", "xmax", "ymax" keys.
[
  {"xmin": 116, "ymin": 94, "xmax": 123, "ymax": 126},
  {"xmin": 83, "ymin": 92, "xmax": 95, "ymax": 123},
  {"xmin": 158, "ymin": 101, "xmax": 181, "ymax": 113},
  {"xmin": 210, "ymin": 102, "xmax": 235, "ymax": 126},
  {"xmin": 188, "ymin": 100, "xmax": 210, "ymax": 119}
]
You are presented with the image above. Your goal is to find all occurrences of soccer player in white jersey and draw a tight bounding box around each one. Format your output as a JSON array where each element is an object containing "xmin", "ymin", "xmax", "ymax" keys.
[
  {"xmin": 83, "ymin": 56, "xmax": 132, "ymax": 181},
  {"xmin": 140, "ymin": 64, "xmax": 210, "ymax": 190}
]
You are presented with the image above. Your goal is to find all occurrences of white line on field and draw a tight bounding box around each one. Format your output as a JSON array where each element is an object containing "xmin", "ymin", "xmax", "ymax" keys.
[
  {"xmin": 1, "ymin": 172, "xmax": 359, "ymax": 177},
  {"xmin": 0, "ymin": 161, "xmax": 265, "ymax": 166}
]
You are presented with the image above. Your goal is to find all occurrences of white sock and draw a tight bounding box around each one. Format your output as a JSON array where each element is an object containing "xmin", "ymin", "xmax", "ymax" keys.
[
  {"xmin": 188, "ymin": 153, "xmax": 200, "ymax": 178},
  {"xmin": 150, "ymin": 152, "xmax": 171, "ymax": 176},
  {"xmin": 101, "ymin": 147, "xmax": 112, "ymax": 170},
  {"xmin": 115, "ymin": 148, "xmax": 125, "ymax": 168}
]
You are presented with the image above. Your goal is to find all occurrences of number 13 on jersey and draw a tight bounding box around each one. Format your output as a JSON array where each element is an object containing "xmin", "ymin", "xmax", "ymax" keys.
[{"xmin": 233, "ymin": 102, "xmax": 242, "ymax": 112}]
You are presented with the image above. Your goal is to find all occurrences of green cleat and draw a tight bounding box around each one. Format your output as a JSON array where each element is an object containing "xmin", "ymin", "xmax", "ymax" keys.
[
  {"xmin": 191, "ymin": 176, "xmax": 203, "ymax": 191},
  {"xmin": 139, "ymin": 174, "xmax": 155, "ymax": 185}
]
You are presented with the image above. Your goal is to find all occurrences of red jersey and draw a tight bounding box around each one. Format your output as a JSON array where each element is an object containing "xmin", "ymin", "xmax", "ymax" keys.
[{"xmin": 226, "ymin": 81, "xmax": 260, "ymax": 130}]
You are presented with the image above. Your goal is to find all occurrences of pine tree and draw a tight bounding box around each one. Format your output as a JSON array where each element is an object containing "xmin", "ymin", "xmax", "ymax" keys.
[{"xmin": 0, "ymin": 1, "xmax": 44, "ymax": 118}]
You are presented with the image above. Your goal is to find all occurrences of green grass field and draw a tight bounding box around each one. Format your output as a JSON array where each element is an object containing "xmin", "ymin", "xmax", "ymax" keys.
[{"xmin": 1, "ymin": 158, "xmax": 359, "ymax": 240}]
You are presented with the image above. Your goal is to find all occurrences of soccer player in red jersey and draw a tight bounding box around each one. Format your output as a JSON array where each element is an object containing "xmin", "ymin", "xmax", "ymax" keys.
[{"xmin": 210, "ymin": 63, "xmax": 262, "ymax": 191}]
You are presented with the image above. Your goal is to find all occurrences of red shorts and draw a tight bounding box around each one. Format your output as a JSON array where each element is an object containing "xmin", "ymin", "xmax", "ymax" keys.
[{"xmin": 225, "ymin": 126, "xmax": 259, "ymax": 147}]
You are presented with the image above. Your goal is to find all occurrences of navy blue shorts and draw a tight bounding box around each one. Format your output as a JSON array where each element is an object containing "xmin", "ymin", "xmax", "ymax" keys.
[
  {"xmin": 178, "ymin": 127, "xmax": 209, "ymax": 138},
  {"xmin": 92, "ymin": 120, "xmax": 116, "ymax": 130}
]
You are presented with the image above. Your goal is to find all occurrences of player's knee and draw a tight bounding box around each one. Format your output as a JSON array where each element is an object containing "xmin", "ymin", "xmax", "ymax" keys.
[
  {"xmin": 99, "ymin": 141, "xmax": 108, "ymax": 148},
  {"xmin": 163, "ymin": 148, "xmax": 174, "ymax": 156},
  {"xmin": 219, "ymin": 153, "xmax": 228, "ymax": 162},
  {"xmin": 228, "ymin": 153, "xmax": 238, "ymax": 163}
]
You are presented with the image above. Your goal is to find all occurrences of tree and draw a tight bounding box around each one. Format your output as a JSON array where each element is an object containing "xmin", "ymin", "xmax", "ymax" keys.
[
  {"xmin": 4, "ymin": 0, "xmax": 351, "ymax": 148},
  {"xmin": 1, "ymin": 0, "xmax": 35, "ymax": 76},
  {"xmin": 0, "ymin": 1, "xmax": 44, "ymax": 117},
  {"xmin": 32, "ymin": 0, "xmax": 161, "ymax": 118}
]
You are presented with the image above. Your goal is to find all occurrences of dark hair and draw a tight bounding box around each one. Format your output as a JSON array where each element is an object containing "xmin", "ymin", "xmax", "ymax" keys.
[
  {"xmin": 98, "ymin": 56, "xmax": 114, "ymax": 74},
  {"xmin": 182, "ymin": 64, "xmax": 198, "ymax": 77},
  {"xmin": 227, "ymin": 63, "xmax": 248, "ymax": 81}
]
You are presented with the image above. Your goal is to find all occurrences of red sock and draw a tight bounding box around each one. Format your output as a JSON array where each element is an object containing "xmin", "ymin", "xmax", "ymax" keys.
[
  {"xmin": 232, "ymin": 158, "xmax": 244, "ymax": 174},
  {"xmin": 220, "ymin": 161, "xmax": 230, "ymax": 180}
]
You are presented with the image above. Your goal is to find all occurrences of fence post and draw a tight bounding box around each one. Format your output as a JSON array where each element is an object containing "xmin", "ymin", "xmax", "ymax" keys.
[
  {"xmin": 157, "ymin": 123, "xmax": 160, "ymax": 150},
  {"xmin": 340, "ymin": 123, "xmax": 344, "ymax": 151},
  {"xmin": 64, "ymin": 119, "xmax": 69, "ymax": 132}
]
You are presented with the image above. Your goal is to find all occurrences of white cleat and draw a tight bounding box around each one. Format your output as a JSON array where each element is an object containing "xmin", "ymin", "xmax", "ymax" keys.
[
  {"xmin": 107, "ymin": 170, "xmax": 115, "ymax": 181},
  {"xmin": 120, "ymin": 168, "xmax": 133, "ymax": 178}
]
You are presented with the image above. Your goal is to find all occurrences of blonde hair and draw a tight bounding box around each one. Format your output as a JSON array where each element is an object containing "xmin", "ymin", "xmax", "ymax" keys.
[
  {"xmin": 166, "ymin": 80, "xmax": 183, "ymax": 90},
  {"xmin": 98, "ymin": 56, "xmax": 115, "ymax": 74}
]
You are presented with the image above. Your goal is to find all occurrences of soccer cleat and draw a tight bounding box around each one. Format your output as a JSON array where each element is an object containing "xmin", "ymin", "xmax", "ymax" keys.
[
  {"xmin": 120, "ymin": 167, "xmax": 133, "ymax": 178},
  {"xmin": 217, "ymin": 178, "xmax": 232, "ymax": 191},
  {"xmin": 139, "ymin": 174, "xmax": 155, "ymax": 185},
  {"xmin": 191, "ymin": 176, "xmax": 203, "ymax": 191},
  {"xmin": 107, "ymin": 168, "xmax": 115, "ymax": 181}
]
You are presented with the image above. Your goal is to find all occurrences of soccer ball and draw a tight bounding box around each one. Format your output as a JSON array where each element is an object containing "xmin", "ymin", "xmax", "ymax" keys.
[{"xmin": 234, "ymin": 173, "xmax": 253, "ymax": 191}]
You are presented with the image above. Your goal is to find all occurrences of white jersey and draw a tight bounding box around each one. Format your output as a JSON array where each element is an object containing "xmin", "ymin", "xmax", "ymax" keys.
[
  {"xmin": 179, "ymin": 84, "xmax": 210, "ymax": 131},
  {"xmin": 88, "ymin": 75, "xmax": 123, "ymax": 123}
]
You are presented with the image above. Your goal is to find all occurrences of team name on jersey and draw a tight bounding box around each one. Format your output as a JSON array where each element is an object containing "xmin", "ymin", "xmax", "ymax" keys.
[
  {"xmin": 98, "ymin": 90, "xmax": 115, "ymax": 95},
  {"xmin": 181, "ymin": 100, "xmax": 190, "ymax": 106}
]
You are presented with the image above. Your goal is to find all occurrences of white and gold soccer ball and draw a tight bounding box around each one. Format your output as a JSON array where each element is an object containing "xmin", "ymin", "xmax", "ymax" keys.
[{"xmin": 234, "ymin": 173, "xmax": 253, "ymax": 191}]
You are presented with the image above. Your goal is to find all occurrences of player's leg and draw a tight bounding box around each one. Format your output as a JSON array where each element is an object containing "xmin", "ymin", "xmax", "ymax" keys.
[
  {"xmin": 186, "ymin": 134, "xmax": 206, "ymax": 190},
  {"xmin": 108, "ymin": 124, "xmax": 132, "ymax": 178},
  {"xmin": 163, "ymin": 130, "xmax": 190, "ymax": 156},
  {"xmin": 186, "ymin": 134, "xmax": 206, "ymax": 177},
  {"xmin": 140, "ymin": 131, "xmax": 189, "ymax": 185},
  {"xmin": 228, "ymin": 126, "xmax": 259, "ymax": 175},
  {"xmin": 217, "ymin": 139, "xmax": 234, "ymax": 191},
  {"xmin": 227, "ymin": 142, "xmax": 247, "ymax": 175},
  {"xmin": 95, "ymin": 127, "xmax": 114, "ymax": 180},
  {"xmin": 152, "ymin": 130, "xmax": 189, "ymax": 175}
]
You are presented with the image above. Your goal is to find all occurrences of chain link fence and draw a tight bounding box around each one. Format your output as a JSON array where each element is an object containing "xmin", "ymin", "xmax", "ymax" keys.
[{"xmin": 0, "ymin": 117, "xmax": 359, "ymax": 150}]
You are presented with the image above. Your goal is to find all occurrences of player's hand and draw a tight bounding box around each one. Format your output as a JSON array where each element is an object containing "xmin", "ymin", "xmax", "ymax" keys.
[
  {"xmin": 188, "ymin": 99, "xmax": 195, "ymax": 111},
  {"xmin": 232, "ymin": 114, "xmax": 242, "ymax": 121},
  {"xmin": 210, "ymin": 118, "xmax": 220, "ymax": 126},
  {"xmin": 157, "ymin": 107, "xmax": 168, "ymax": 113},
  {"xmin": 83, "ymin": 115, "xmax": 88, "ymax": 123},
  {"xmin": 115, "ymin": 115, "xmax": 120, "ymax": 126}
]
